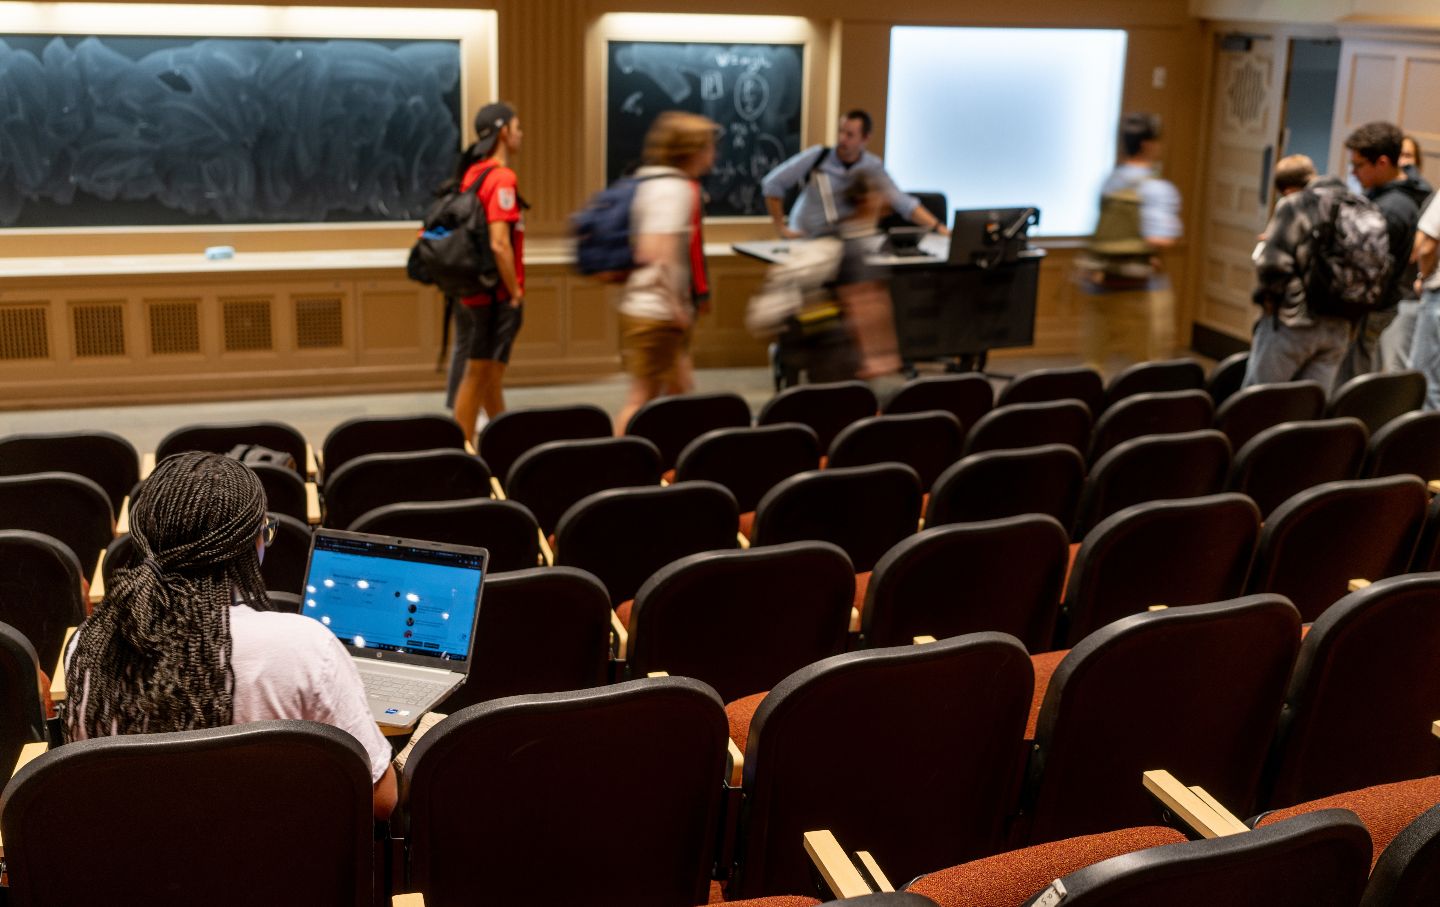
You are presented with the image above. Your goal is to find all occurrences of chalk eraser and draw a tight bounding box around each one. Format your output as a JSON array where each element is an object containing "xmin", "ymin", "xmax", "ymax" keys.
[{"xmin": 204, "ymin": 245, "xmax": 236, "ymax": 260}]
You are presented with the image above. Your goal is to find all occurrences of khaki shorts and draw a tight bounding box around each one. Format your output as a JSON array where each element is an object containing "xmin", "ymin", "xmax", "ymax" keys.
[{"xmin": 620, "ymin": 314, "xmax": 691, "ymax": 384}]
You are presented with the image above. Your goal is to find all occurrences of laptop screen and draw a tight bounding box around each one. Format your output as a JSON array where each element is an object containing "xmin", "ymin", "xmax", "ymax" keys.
[{"xmin": 301, "ymin": 530, "xmax": 485, "ymax": 665}]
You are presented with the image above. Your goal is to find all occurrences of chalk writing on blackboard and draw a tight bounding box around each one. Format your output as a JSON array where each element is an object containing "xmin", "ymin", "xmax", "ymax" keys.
[
  {"xmin": 0, "ymin": 35, "xmax": 462, "ymax": 228},
  {"xmin": 606, "ymin": 41, "xmax": 803, "ymax": 218}
]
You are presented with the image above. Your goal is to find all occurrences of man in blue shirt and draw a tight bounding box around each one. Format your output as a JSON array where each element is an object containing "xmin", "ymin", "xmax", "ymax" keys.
[{"xmin": 761, "ymin": 109, "xmax": 947, "ymax": 239}]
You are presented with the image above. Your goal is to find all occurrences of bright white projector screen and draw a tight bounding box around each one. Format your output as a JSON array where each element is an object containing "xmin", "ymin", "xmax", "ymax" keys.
[{"xmin": 885, "ymin": 27, "xmax": 1128, "ymax": 237}]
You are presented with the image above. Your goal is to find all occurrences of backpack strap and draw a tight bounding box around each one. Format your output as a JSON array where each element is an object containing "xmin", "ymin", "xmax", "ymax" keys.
[{"xmin": 804, "ymin": 147, "xmax": 831, "ymax": 185}]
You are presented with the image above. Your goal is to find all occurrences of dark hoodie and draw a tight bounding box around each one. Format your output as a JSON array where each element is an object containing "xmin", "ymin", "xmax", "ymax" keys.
[{"xmin": 1368, "ymin": 174, "xmax": 1432, "ymax": 305}]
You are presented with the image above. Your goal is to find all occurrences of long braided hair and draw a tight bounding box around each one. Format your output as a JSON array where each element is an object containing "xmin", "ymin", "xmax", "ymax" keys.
[{"xmin": 63, "ymin": 452, "xmax": 269, "ymax": 740}]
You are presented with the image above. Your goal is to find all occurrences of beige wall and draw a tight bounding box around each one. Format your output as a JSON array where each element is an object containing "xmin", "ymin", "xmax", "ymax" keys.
[{"xmin": 1, "ymin": 0, "xmax": 1211, "ymax": 405}]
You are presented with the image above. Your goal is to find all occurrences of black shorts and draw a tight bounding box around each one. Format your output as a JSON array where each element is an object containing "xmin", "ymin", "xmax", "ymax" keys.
[{"xmin": 460, "ymin": 301, "xmax": 523, "ymax": 364}]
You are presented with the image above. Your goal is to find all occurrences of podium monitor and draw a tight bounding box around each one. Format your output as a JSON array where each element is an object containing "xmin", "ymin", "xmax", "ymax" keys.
[{"xmin": 948, "ymin": 207, "xmax": 1041, "ymax": 268}]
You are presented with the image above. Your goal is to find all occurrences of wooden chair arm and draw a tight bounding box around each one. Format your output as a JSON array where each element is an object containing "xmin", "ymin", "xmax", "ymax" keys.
[
  {"xmin": 1428, "ymin": 479, "xmax": 1439, "ymax": 496},
  {"xmin": 305, "ymin": 482, "xmax": 321, "ymax": 525},
  {"xmin": 90, "ymin": 551, "xmax": 106, "ymax": 606},
  {"xmin": 736, "ymin": 531, "xmax": 750, "ymax": 549},
  {"xmin": 727, "ymin": 738, "xmax": 744, "ymax": 787},
  {"xmin": 610, "ymin": 610, "xmax": 628, "ymax": 661},
  {"xmin": 115, "ymin": 494, "xmax": 131, "ymax": 535},
  {"xmin": 1142, "ymin": 769, "xmax": 1247, "ymax": 838},
  {"xmin": 51, "ymin": 627, "xmax": 77, "ymax": 703},
  {"xmin": 305, "ymin": 443, "xmax": 319, "ymax": 481},
  {"xmin": 855, "ymin": 851, "xmax": 895, "ymax": 893},
  {"xmin": 140, "ymin": 452, "xmax": 156, "ymax": 480},
  {"xmin": 393, "ymin": 894, "xmax": 425, "ymax": 906},
  {"xmin": 803, "ymin": 829, "xmax": 875, "ymax": 900},
  {"xmin": 489, "ymin": 477, "xmax": 507, "ymax": 501},
  {"xmin": 538, "ymin": 530, "xmax": 554, "ymax": 567},
  {"xmin": 849, "ymin": 607, "xmax": 860, "ymax": 633},
  {"xmin": 913, "ymin": 635, "xmax": 936, "ymax": 645},
  {"xmin": 1432, "ymin": 719, "xmax": 1439, "ymax": 740},
  {"xmin": 1348, "ymin": 578, "xmax": 1371, "ymax": 592}
]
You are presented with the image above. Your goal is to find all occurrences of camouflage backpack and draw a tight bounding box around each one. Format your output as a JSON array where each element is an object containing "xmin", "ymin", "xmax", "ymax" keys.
[{"xmin": 1300, "ymin": 189, "xmax": 1393, "ymax": 319}]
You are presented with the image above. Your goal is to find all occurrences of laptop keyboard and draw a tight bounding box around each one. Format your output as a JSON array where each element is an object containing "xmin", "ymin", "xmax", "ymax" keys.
[{"xmin": 362, "ymin": 673, "xmax": 443, "ymax": 706}]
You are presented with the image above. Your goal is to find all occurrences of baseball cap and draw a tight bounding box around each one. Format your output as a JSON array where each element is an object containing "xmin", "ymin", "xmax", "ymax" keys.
[{"xmin": 474, "ymin": 102, "xmax": 515, "ymax": 156}]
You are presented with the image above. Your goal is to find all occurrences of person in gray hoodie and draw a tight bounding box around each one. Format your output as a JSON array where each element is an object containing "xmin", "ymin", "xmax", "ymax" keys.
[{"xmin": 1335, "ymin": 121, "xmax": 1432, "ymax": 384}]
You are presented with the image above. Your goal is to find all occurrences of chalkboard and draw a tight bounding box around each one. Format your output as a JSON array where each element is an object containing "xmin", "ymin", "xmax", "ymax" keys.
[
  {"xmin": 606, "ymin": 41, "xmax": 804, "ymax": 218},
  {"xmin": 0, "ymin": 35, "xmax": 462, "ymax": 228}
]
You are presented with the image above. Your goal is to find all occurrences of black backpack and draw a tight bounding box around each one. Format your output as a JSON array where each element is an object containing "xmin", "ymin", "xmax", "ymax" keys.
[
  {"xmin": 407, "ymin": 167, "xmax": 501, "ymax": 298},
  {"xmin": 1300, "ymin": 188, "xmax": 1394, "ymax": 319}
]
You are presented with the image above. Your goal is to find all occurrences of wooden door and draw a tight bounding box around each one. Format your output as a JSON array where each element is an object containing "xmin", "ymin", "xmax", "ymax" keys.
[{"xmin": 1194, "ymin": 33, "xmax": 1290, "ymax": 344}]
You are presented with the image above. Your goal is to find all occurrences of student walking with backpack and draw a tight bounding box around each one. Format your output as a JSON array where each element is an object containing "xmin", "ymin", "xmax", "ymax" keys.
[
  {"xmin": 613, "ymin": 112, "xmax": 718, "ymax": 434},
  {"xmin": 1079, "ymin": 113, "xmax": 1182, "ymax": 372},
  {"xmin": 450, "ymin": 102, "xmax": 526, "ymax": 443}
]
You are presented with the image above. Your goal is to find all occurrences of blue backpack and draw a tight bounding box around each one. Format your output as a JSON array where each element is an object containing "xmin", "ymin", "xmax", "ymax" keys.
[{"xmin": 572, "ymin": 173, "xmax": 683, "ymax": 280}]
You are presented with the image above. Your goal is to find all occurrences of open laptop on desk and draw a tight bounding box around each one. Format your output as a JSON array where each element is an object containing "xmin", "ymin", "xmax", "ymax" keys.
[{"xmin": 301, "ymin": 529, "xmax": 486, "ymax": 729}]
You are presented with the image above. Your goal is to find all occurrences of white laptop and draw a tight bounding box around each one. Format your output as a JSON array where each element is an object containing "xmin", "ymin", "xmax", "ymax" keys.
[{"xmin": 300, "ymin": 528, "xmax": 487, "ymax": 729}]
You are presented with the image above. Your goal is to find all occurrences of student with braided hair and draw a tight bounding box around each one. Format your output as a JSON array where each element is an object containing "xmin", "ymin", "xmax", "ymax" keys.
[{"xmin": 63, "ymin": 451, "xmax": 397, "ymax": 818}]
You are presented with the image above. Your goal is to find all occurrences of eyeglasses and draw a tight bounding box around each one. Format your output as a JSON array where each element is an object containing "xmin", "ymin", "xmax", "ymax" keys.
[{"xmin": 262, "ymin": 515, "xmax": 279, "ymax": 548}]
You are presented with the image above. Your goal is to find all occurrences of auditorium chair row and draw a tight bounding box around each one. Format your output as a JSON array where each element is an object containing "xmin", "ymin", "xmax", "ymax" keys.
[{"xmin": 2, "ymin": 571, "xmax": 1438, "ymax": 903}]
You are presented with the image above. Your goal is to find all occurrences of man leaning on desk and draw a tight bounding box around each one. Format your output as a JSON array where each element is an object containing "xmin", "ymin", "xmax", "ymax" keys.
[{"xmin": 761, "ymin": 108, "xmax": 949, "ymax": 239}]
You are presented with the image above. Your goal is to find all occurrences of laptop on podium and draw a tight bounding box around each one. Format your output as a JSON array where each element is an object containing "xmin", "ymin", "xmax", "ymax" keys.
[{"xmin": 300, "ymin": 528, "xmax": 487, "ymax": 729}]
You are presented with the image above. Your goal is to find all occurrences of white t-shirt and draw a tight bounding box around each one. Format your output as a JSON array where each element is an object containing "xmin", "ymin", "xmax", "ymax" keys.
[
  {"xmin": 1417, "ymin": 194, "xmax": 1440, "ymax": 293},
  {"xmin": 68, "ymin": 604, "xmax": 392, "ymax": 782},
  {"xmin": 620, "ymin": 166, "xmax": 696, "ymax": 321}
]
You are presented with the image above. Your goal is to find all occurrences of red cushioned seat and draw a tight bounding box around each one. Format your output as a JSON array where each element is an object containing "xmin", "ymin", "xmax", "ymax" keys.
[{"xmin": 1256, "ymin": 775, "xmax": 1440, "ymax": 869}]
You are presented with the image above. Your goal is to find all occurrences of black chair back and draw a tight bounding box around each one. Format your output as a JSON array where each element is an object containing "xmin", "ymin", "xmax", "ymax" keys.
[
  {"xmin": 1364, "ymin": 410, "xmax": 1440, "ymax": 481},
  {"xmin": 864, "ymin": 516, "xmax": 1068, "ymax": 652},
  {"xmin": 350, "ymin": 498, "xmax": 541, "ymax": 573},
  {"xmin": 1205, "ymin": 351, "xmax": 1250, "ymax": 407},
  {"xmin": 320, "ymin": 414, "xmax": 464, "ymax": 482},
  {"xmin": 478, "ymin": 404, "xmax": 612, "ymax": 487},
  {"xmin": 1020, "ymin": 810, "xmax": 1370, "ymax": 907},
  {"xmin": 321, "ymin": 448, "xmax": 492, "ymax": 530},
  {"xmin": 1246, "ymin": 475, "xmax": 1427, "ymax": 623},
  {"xmin": 925, "ymin": 444, "xmax": 1085, "ymax": 531},
  {"xmin": 505, "ymin": 436, "xmax": 662, "ymax": 536},
  {"xmin": 1023, "ymin": 595, "xmax": 1301, "ymax": 845},
  {"xmin": 752, "ymin": 463, "xmax": 921, "ymax": 573},
  {"xmin": 1072, "ymin": 430, "xmax": 1231, "ymax": 539},
  {"xmin": 1227, "ymin": 417, "xmax": 1368, "ymax": 518},
  {"xmin": 627, "ymin": 542, "xmax": 855, "ymax": 703},
  {"xmin": 1213, "ymin": 380, "xmax": 1327, "ymax": 453},
  {"xmin": 1102, "ymin": 358, "xmax": 1206, "ymax": 411},
  {"xmin": 554, "ymin": 482, "xmax": 739, "ymax": 605},
  {"xmin": 963, "ymin": 399, "xmax": 1092, "ymax": 456},
  {"xmin": 731, "ymin": 634, "xmax": 1032, "ymax": 898},
  {"xmin": 403, "ymin": 678, "xmax": 728, "ymax": 907},
  {"xmin": 757, "ymin": 380, "xmax": 878, "ymax": 451},
  {"xmin": 250, "ymin": 462, "xmax": 308, "ymax": 524},
  {"xmin": 1328, "ymin": 370, "xmax": 1427, "ymax": 435},
  {"xmin": 156, "ymin": 421, "xmax": 308, "ymax": 476},
  {"xmin": 0, "ymin": 472, "xmax": 113, "ymax": 569},
  {"xmin": 626, "ymin": 392, "xmax": 753, "ymax": 471},
  {"xmin": 828, "ymin": 410, "xmax": 964, "ymax": 489},
  {"xmin": 0, "ymin": 621, "xmax": 45, "ymax": 778},
  {"xmin": 0, "ymin": 721, "xmax": 374, "ymax": 906},
  {"xmin": 0, "ymin": 431, "xmax": 139, "ymax": 514},
  {"xmin": 1415, "ymin": 495, "xmax": 1440, "ymax": 572},
  {"xmin": 1059, "ymin": 494, "xmax": 1261, "ymax": 648},
  {"xmin": 881, "ymin": 373, "xmax": 994, "ymax": 433},
  {"xmin": 997, "ymin": 365, "xmax": 1104, "ymax": 415},
  {"xmin": 1363, "ymin": 801, "xmax": 1440, "ymax": 907},
  {"xmin": 1261, "ymin": 573, "xmax": 1440, "ymax": 808},
  {"xmin": 1087, "ymin": 389, "xmax": 1215, "ymax": 463},
  {"xmin": 437, "ymin": 567, "xmax": 613, "ymax": 711},
  {"xmin": 260, "ymin": 513, "xmax": 312, "ymax": 596},
  {"xmin": 0, "ymin": 531, "xmax": 86, "ymax": 669},
  {"xmin": 675, "ymin": 423, "xmax": 820, "ymax": 514}
]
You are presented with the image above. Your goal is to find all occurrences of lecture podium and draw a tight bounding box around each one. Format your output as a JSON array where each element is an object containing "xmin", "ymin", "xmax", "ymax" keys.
[{"xmin": 733, "ymin": 236, "xmax": 1043, "ymax": 370}]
